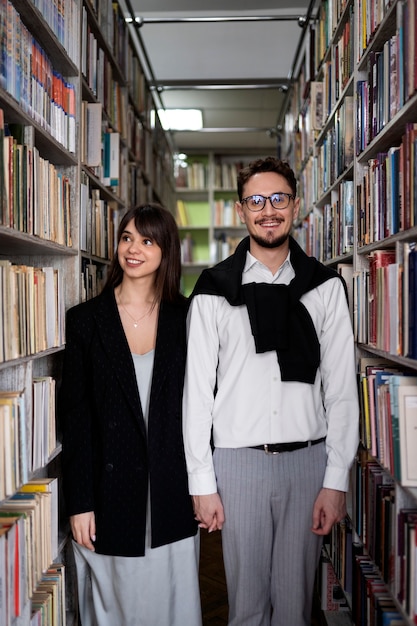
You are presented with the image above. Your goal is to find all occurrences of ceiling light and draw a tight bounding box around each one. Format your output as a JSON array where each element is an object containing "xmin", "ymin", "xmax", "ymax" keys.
[{"xmin": 157, "ymin": 109, "xmax": 203, "ymax": 131}]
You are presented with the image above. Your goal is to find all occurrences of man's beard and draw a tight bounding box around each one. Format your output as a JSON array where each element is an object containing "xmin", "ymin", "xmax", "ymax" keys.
[{"xmin": 251, "ymin": 231, "xmax": 289, "ymax": 249}]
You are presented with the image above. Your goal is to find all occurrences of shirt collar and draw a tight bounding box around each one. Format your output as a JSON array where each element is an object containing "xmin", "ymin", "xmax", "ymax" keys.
[{"xmin": 243, "ymin": 250, "xmax": 293, "ymax": 280}]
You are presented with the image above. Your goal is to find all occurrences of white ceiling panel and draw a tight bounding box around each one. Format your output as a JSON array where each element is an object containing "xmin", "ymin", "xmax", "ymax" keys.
[{"xmin": 126, "ymin": 0, "xmax": 314, "ymax": 152}]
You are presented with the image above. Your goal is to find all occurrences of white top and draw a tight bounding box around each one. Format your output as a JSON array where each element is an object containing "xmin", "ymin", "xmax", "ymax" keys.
[
  {"xmin": 183, "ymin": 250, "xmax": 359, "ymax": 495},
  {"xmin": 132, "ymin": 349, "xmax": 154, "ymax": 426}
]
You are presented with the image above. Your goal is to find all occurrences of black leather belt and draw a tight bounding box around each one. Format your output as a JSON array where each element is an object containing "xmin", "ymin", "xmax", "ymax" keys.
[{"xmin": 250, "ymin": 436, "xmax": 326, "ymax": 455}]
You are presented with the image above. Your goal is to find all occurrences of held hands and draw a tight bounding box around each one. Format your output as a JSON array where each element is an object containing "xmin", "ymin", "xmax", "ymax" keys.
[
  {"xmin": 70, "ymin": 511, "xmax": 96, "ymax": 551},
  {"xmin": 192, "ymin": 493, "xmax": 225, "ymax": 533},
  {"xmin": 311, "ymin": 488, "xmax": 346, "ymax": 536}
]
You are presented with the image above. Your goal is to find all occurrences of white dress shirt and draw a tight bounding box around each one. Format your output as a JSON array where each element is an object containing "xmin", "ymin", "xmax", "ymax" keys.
[{"xmin": 183, "ymin": 251, "xmax": 359, "ymax": 495}]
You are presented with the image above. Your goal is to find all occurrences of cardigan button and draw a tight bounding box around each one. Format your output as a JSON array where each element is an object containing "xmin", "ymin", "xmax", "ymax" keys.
[{"xmin": 105, "ymin": 463, "xmax": 113, "ymax": 472}]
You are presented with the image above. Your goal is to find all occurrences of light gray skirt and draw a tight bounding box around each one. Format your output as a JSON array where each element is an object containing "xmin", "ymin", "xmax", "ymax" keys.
[{"xmin": 72, "ymin": 532, "xmax": 202, "ymax": 626}]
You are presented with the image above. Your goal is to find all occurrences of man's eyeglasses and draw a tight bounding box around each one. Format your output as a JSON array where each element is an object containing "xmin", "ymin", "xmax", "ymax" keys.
[{"xmin": 241, "ymin": 193, "xmax": 295, "ymax": 212}]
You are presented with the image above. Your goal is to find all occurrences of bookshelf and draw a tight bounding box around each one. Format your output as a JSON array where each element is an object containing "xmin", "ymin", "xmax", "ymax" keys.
[
  {"xmin": 79, "ymin": 0, "xmax": 175, "ymax": 298},
  {"xmin": 284, "ymin": 0, "xmax": 417, "ymax": 624},
  {"xmin": 0, "ymin": 0, "xmax": 174, "ymax": 623},
  {"xmin": 174, "ymin": 151, "xmax": 255, "ymax": 295}
]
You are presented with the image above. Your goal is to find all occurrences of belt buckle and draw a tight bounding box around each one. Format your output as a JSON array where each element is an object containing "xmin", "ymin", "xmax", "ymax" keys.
[{"xmin": 264, "ymin": 444, "xmax": 279, "ymax": 455}]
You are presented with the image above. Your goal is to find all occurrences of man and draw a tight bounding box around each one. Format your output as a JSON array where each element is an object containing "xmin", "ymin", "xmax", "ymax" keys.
[{"xmin": 183, "ymin": 157, "xmax": 359, "ymax": 626}]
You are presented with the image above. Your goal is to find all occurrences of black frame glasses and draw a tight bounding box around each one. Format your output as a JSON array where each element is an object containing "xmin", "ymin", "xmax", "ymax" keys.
[{"xmin": 241, "ymin": 192, "xmax": 295, "ymax": 212}]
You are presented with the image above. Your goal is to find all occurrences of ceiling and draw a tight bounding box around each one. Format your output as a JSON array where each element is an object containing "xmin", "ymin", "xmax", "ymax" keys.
[{"xmin": 125, "ymin": 0, "xmax": 315, "ymax": 155}]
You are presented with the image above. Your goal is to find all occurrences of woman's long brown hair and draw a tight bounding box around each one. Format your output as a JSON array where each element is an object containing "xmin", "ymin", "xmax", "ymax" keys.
[{"xmin": 103, "ymin": 203, "xmax": 183, "ymax": 304}]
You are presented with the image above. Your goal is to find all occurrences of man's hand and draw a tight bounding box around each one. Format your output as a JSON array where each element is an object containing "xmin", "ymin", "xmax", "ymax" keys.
[
  {"xmin": 70, "ymin": 511, "xmax": 96, "ymax": 551},
  {"xmin": 311, "ymin": 488, "xmax": 346, "ymax": 536},
  {"xmin": 192, "ymin": 493, "xmax": 225, "ymax": 532}
]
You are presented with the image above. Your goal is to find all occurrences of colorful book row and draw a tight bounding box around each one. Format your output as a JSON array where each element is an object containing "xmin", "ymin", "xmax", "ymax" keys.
[
  {"xmin": 83, "ymin": 0, "xmax": 128, "ymax": 77},
  {"xmin": 0, "ymin": 380, "xmax": 56, "ymax": 504},
  {"xmin": 314, "ymin": 0, "xmax": 352, "ymax": 71},
  {"xmin": 0, "ymin": 261, "xmax": 65, "ymax": 363},
  {"xmin": 0, "ymin": 479, "xmax": 61, "ymax": 626},
  {"xmin": 0, "ymin": 112, "xmax": 72, "ymax": 245},
  {"xmin": 316, "ymin": 96, "xmax": 354, "ymax": 196},
  {"xmin": 357, "ymin": 123, "xmax": 417, "ymax": 246},
  {"xmin": 80, "ymin": 175, "xmax": 120, "ymax": 260},
  {"xmin": 349, "ymin": 453, "xmax": 417, "ymax": 624},
  {"xmin": 357, "ymin": 358, "xmax": 417, "ymax": 486},
  {"xmin": 325, "ymin": 509, "xmax": 414, "ymax": 625},
  {"xmin": 353, "ymin": 243, "xmax": 417, "ymax": 360},
  {"xmin": 0, "ymin": 390, "xmax": 27, "ymax": 500},
  {"xmin": 0, "ymin": 0, "xmax": 76, "ymax": 152},
  {"xmin": 29, "ymin": 0, "xmax": 79, "ymax": 65},
  {"xmin": 213, "ymin": 160, "xmax": 247, "ymax": 190},
  {"xmin": 211, "ymin": 233, "xmax": 242, "ymax": 264},
  {"xmin": 213, "ymin": 199, "xmax": 240, "ymax": 227},
  {"xmin": 81, "ymin": 10, "xmax": 128, "ymax": 138},
  {"xmin": 293, "ymin": 207, "xmax": 324, "ymax": 261},
  {"xmin": 175, "ymin": 158, "xmax": 209, "ymax": 190},
  {"xmin": 356, "ymin": 2, "xmax": 417, "ymax": 155},
  {"xmin": 294, "ymin": 180, "xmax": 353, "ymax": 262},
  {"xmin": 319, "ymin": 7, "xmax": 354, "ymax": 119},
  {"xmin": 355, "ymin": 0, "xmax": 395, "ymax": 63}
]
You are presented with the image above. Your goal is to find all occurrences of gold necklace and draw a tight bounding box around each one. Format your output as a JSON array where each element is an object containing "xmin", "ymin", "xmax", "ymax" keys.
[{"xmin": 119, "ymin": 301, "xmax": 152, "ymax": 328}]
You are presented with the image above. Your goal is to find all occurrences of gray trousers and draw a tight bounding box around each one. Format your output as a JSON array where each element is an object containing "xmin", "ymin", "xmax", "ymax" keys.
[{"xmin": 214, "ymin": 442, "xmax": 326, "ymax": 626}]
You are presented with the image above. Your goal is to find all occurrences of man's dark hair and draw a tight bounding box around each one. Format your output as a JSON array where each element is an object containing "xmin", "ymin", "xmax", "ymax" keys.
[{"xmin": 237, "ymin": 157, "xmax": 297, "ymax": 200}]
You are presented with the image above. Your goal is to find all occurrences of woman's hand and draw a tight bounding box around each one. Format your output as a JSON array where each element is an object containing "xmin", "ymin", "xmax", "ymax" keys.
[
  {"xmin": 192, "ymin": 493, "xmax": 225, "ymax": 532},
  {"xmin": 70, "ymin": 511, "xmax": 96, "ymax": 551}
]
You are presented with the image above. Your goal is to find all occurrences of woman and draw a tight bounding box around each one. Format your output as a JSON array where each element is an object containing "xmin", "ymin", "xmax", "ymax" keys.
[{"xmin": 60, "ymin": 203, "xmax": 202, "ymax": 625}]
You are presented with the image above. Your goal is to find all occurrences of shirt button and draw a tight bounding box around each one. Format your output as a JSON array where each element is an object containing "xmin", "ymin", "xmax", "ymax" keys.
[{"xmin": 105, "ymin": 463, "xmax": 113, "ymax": 472}]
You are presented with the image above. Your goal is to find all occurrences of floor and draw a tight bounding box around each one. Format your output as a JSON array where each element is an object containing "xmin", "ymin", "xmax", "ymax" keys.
[
  {"xmin": 199, "ymin": 529, "xmax": 229, "ymax": 624},
  {"xmin": 199, "ymin": 529, "xmax": 323, "ymax": 626}
]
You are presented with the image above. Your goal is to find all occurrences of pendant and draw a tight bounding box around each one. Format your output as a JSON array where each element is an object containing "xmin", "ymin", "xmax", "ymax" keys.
[{"xmin": 134, "ymin": 323, "xmax": 138, "ymax": 328}]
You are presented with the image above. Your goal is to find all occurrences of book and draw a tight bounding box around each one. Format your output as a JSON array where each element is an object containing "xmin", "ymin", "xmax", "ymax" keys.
[
  {"xmin": 343, "ymin": 96, "xmax": 354, "ymax": 169},
  {"xmin": 103, "ymin": 131, "xmax": 119, "ymax": 188},
  {"xmin": 31, "ymin": 377, "xmax": 56, "ymax": 472},
  {"xmin": 320, "ymin": 554, "xmax": 349, "ymax": 611},
  {"xmin": 374, "ymin": 370, "xmax": 398, "ymax": 470},
  {"xmin": 0, "ymin": 512, "xmax": 27, "ymax": 620},
  {"xmin": 0, "ymin": 526, "xmax": 7, "ymax": 626},
  {"xmin": 337, "ymin": 263, "xmax": 354, "ymax": 325},
  {"xmin": 0, "ymin": 394, "xmax": 22, "ymax": 496},
  {"xmin": 397, "ymin": 385, "xmax": 417, "ymax": 486},
  {"xmin": 341, "ymin": 180, "xmax": 354, "ymax": 254},
  {"xmin": 408, "ymin": 245, "xmax": 417, "ymax": 359},
  {"xmin": 388, "ymin": 375, "xmax": 417, "ymax": 482},
  {"xmin": 386, "ymin": 146, "xmax": 400, "ymax": 236},
  {"xmin": 0, "ymin": 107, "xmax": 8, "ymax": 226},
  {"xmin": 0, "ymin": 402, "xmax": 14, "ymax": 499},
  {"xmin": 407, "ymin": 0, "xmax": 416, "ymax": 101},
  {"xmin": 368, "ymin": 249, "xmax": 396, "ymax": 346},
  {"xmin": 42, "ymin": 267, "xmax": 56, "ymax": 349},
  {"xmin": 359, "ymin": 373, "xmax": 372, "ymax": 449},
  {"xmin": 310, "ymin": 81, "xmax": 324, "ymax": 130},
  {"xmin": 79, "ymin": 170, "xmax": 89, "ymax": 251},
  {"xmin": 396, "ymin": 509, "xmax": 417, "ymax": 612},
  {"xmin": 176, "ymin": 199, "xmax": 189, "ymax": 227},
  {"xmin": 86, "ymin": 102, "xmax": 102, "ymax": 167},
  {"xmin": 387, "ymin": 261, "xmax": 399, "ymax": 354}
]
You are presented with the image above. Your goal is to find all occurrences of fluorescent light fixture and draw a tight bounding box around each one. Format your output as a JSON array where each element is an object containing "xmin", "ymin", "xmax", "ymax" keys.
[{"xmin": 158, "ymin": 109, "xmax": 203, "ymax": 131}]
